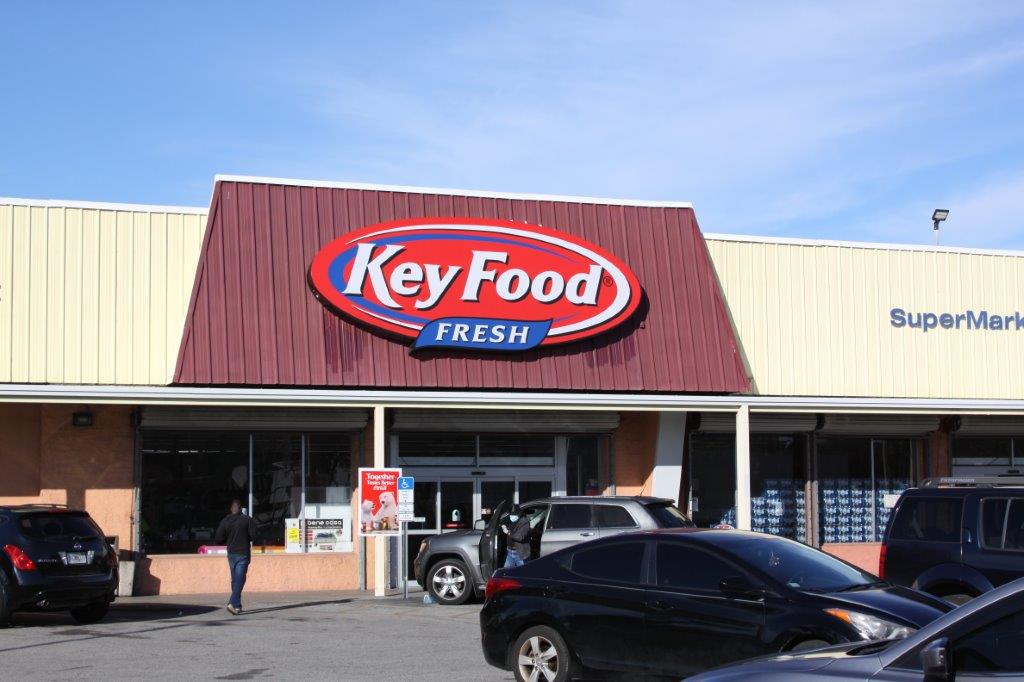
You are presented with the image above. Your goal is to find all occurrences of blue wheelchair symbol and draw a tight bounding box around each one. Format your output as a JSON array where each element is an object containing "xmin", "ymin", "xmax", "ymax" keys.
[{"xmin": 398, "ymin": 476, "xmax": 415, "ymax": 490}]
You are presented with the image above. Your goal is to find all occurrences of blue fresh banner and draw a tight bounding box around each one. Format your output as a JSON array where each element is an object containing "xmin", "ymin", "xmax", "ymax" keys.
[{"xmin": 413, "ymin": 318, "xmax": 552, "ymax": 351}]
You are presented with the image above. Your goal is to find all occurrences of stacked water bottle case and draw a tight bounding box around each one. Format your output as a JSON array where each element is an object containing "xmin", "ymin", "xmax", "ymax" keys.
[
  {"xmin": 819, "ymin": 478, "xmax": 911, "ymax": 543},
  {"xmin": 751, "ymin": 478, "xmax": 805, "ymax": 540}
]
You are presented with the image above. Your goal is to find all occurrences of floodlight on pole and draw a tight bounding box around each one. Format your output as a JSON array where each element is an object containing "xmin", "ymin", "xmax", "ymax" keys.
[{"xmin": 932, "ymin": 209, "xmax": 949, "ymax": 245}]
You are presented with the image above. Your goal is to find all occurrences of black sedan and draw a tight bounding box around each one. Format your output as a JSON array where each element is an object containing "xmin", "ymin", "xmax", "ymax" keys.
[{"xmin": 479, "ymin": 529, "xmax": 951, "ymax": 681}]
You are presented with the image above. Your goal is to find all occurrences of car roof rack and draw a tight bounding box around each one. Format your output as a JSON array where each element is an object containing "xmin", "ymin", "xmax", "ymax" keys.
[{"xmin": 922, "ymin": 475, "xmax": 1024, "ymax": 488}]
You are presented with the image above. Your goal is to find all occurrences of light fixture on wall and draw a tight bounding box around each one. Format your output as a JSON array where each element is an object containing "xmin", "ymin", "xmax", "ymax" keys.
[
  {"xmin": 72, "ymin": 410, "xmax": 93, "ymax": 427},
  {"xmin": 932, "ymin": 209, "xmax": 949, "ymax": 246}
]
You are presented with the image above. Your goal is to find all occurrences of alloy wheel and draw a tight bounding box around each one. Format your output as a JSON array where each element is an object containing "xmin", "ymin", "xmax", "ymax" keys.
[
  {"xmin": 431, "ymin": 564, "xmax": 466, "ymax": 601},
  {"xmin": 517, "ymin": 635, "xmax": 559, "ymax": 682}
]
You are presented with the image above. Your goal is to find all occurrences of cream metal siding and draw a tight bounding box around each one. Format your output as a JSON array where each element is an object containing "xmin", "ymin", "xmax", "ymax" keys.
[
  {"xmin": 0, "ymin": 200, "xmax": 206, "ymax": 385},
  {"xmin": 706, "ymin": 236, "xmax": 1024, "ymax": 399}
]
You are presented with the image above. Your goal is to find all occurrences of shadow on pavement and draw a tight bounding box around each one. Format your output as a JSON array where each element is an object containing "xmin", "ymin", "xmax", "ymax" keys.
[
  {"xmin": 10, "ymin": 603, "xmax": 220, "ymax": 628},
  {"xmin": 240, "ymin": 598, "xmax": 353, "ymax": 615}
]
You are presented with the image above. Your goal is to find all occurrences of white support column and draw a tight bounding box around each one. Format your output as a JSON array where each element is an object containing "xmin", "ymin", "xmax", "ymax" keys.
[
  {"xmin": 735, "ymin": 405, "xmax": 752, "ymax": 530},
  {"xmin": 651, "ymin": 411, "xmax": 687, "ymax": 505},
  {"xmin": 373, "ymin": 405, "xmax": 387, "ymax": 597}
]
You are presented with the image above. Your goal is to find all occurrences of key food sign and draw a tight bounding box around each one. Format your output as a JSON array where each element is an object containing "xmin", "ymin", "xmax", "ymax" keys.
[{"xmin": 309, "ymin": 218, "xmax": 641, "ymax": 352}]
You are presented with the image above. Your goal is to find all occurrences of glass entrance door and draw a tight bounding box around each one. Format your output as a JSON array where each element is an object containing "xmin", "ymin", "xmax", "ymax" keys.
[{"xmin": 480, "ymin": 480, "xmax": 515, "ymax": 522}]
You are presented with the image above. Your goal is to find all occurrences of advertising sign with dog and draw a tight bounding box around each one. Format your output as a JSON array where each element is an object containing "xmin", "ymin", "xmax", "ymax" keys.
[{"xmin": 358, "ymin": 468, "xmax": 402, "ymax": 536}]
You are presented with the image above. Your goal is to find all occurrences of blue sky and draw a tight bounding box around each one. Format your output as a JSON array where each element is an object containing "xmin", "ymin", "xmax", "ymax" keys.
[{"xmin": 3, "ymin": 2, "xmax": 1024, "ymax": 248}]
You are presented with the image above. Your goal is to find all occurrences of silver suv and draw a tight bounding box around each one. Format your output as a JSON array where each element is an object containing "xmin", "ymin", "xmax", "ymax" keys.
[{"xmin": 413, "ymin": 496, "xmax": 693, "ymax": 605}]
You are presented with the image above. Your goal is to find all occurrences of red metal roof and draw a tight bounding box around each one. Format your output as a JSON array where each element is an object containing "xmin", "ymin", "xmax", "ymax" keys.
[{"xmin": 174, "ymin": 179, "xmax": 750, "ymax": 393}]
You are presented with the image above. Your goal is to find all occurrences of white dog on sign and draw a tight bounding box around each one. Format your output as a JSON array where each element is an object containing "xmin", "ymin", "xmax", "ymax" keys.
[{"xmin": 360, "ymin": 500, "xmax": 375, "ymax": 533}]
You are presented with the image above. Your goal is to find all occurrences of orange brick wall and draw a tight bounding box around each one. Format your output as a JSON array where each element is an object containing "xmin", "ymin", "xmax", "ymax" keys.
[
  {"xmin": 613, "ymin": 411, "xmax": 659, "ymax": 495},
  {"xmin": 823, "ymin": 542, "xmax": 881, "ymax": 574},
  {"xmin": 0, "ymin": 403, "xmax": 135, "ymax": 551},
  {"xmin": 135, "ymin": 553, "xmax": 361, "ymax": 595}
]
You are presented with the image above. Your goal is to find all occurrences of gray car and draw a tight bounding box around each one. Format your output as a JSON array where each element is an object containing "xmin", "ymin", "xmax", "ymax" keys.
[
  {"xmin": 689, "ymin": 576, "xmax": 1024, "ymax": 681},
  {"xmin": 413, "ymin": 496, "xmax": 693, "ymax": 605}
]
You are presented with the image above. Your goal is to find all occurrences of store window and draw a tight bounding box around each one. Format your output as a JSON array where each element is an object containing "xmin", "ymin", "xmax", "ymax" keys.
[
  {"xmin": 479, "ymin": 434, "xmax": 555, "ymax": 465},
  {"xmin": 251, "ymin": 434, "xmax": 301, "ymax": 548},
  {"xmin": 816, "ymin": 437, "xmax": 915, "ymax": 543},
  {"xmin": 139, "ymin": 433, "xmax": 249, "ymax": 554},
  {"xmin": 750, "ymin": 435, "xmax": 807, "ymax": 541},
  {"xmin": 397, "ymin": 432, "xmax": 476, "ymax": 466},
  {"xmin": 139, "ymin": 431, "xmax": 356, "ymax": 555},
  {"xmin": 567, "ymin": 436, "xmax": 609, "ymax": 496},
  {"xmin": 396, "ymin": 432, "xmax": 557, "ymax": 467},
  {"xmin": 952, "ymin": 437, "xmax": 1016, "ymax": 473},
  {"xmin": 689, "ymin": 433, "xmax": 807, "ymax": 539},
  {"xmin": 689, "ymin": 433, "xmax": 737, "ymax": 529}
]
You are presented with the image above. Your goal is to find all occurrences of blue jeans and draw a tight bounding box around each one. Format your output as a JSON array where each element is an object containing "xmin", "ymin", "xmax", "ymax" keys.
[
  {"xmin": 504, "ymin": 549, "xmax": 525, "ymax": 569},
  {"xmin": 228, "ymin": 553, "xmax": 250, "ymax": 609}
]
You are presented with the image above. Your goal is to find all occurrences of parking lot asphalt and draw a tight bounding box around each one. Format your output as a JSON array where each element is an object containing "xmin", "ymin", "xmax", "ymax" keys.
[{"xmin": 0, "ymin": 591, "xmax": 511, "ymax": 681}]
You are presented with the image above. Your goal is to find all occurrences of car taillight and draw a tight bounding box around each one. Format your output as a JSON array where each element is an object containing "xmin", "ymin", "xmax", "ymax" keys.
[
  {"xmin": 3, "ymin": 544, "xmax": 37, "ymax": 571},
  {"xmin": 878, "ymin": 544, "xmax": 887, "ymax": 579},
  {"xmin": 485, "ymin": 576, "xmax": 521, "ymax": 601}
]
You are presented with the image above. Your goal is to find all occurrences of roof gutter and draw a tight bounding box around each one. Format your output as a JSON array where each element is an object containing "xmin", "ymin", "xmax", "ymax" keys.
[{"xmin": 1, "ymin": 384, "xmax": 1024, "ymax": 414}]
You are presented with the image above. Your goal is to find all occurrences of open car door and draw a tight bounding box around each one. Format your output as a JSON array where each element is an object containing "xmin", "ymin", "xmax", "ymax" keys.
[{"xmin": 479, "ymin": 499, "xmax": 510, "ymax": 581}]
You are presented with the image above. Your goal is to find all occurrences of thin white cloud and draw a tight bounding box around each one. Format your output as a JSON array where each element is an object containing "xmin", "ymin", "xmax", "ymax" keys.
[{"xmin": 262, "ymin": 2, "xmax": 1024, "ymax": 247}]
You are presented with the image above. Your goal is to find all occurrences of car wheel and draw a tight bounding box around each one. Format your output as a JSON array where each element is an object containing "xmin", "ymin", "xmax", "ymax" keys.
[
  {"xmin": 512, "ymin": 625, "xmax": 574, "ymax": 682},
  {"xmin": 788, "ymin": 639, "xmax": 831, "ymax": 652},
  {"xmin": 69, "ymin": 601, "xmax": 110, "ymax": 625},
  {"xmin": 427, "ymin": 559, "xmax": 472, "ymax": 605},
  {"xmin": 0, "ymin": 573, "xmax": 12, "ymax": 628}
]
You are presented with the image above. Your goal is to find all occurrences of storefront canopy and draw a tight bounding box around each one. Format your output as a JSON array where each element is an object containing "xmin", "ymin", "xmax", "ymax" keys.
[{"xmin": 174, "ymin": 177, "xmax": 750, "ymax": 393}]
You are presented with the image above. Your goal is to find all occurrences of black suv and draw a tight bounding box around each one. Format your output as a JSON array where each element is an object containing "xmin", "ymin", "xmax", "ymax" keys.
[
  {"xmin": 881, "ymin": 477, "xmax": 1024, "ymax": 605},
  {"xmin": 0, "ymin": 505, "xmax": 119, "ymax": 626}
]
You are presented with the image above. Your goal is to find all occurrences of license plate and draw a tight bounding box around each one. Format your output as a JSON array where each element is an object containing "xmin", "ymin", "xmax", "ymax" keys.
[{"xmin": 66, "ymin": 552, "xmax": 88, "ymax": 565}]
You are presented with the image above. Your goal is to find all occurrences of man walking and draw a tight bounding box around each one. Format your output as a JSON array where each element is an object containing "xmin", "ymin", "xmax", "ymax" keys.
[
  {"xmin": 213, "ymin": 499, "xmax": 257, "ymax": 615},
  {"xmin": 501, "ymin": 505, "xmax": 531, "ymax": 569}
]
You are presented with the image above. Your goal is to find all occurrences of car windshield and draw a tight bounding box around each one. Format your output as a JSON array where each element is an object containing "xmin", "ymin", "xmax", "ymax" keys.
[
  {"xmin": 722, "ymin": 536, "xmax": 879, "ymax": 593},
  {"xmin": 646, "ymin": 503, "xmax": 696, "ymax": 528},
  {"xmin": 17, "ymin": 512, "xmax": 100, "ymax": 541}
]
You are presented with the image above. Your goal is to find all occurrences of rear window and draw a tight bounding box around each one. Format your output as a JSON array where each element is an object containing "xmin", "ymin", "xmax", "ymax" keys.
[
  {"xmin": 17, "ymin": 513, "xmax": 100, "ymax": 541},
  {"xmin": 548, "ymin": 504, "xmax": 593, "ymax": 530},
  {"xmin": 570, "ymin": 541, "xmax": 645, "ymax": 583},
  {"xmin": 889, "ymin": 497, "xmax": 963, "ymax": 542},
  {"xmin": 595, "ymin": 505, "xmax": 638, "ymax": 529},
  {"xmin": 982, "ymin": 499, "xmax": 1010, "ymax": 549},
  {"xmin": 645, "ymin": 503, "xmax": 696, "ymax": 528},
  {"xmin": 982, "ymin": 498, "xmax": 1024, "ymax": 551}
]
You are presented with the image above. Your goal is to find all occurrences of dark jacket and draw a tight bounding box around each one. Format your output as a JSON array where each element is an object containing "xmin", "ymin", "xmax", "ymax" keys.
[
  {"xmin": 214, "ymin": 513, "xmax": 258, "ymax": 556},
  {"xmin": 507, "ymin": 515, "xmax": 532, "ymax": 560}
]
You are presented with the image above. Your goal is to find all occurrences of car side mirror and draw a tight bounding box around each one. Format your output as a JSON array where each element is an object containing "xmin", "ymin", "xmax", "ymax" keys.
[
  {"xmin": 719, "ymin": 575, "xmax": 763, "ymax": 599},
  {"xmin": 474, "ymin": 519, "xmax": 487, "ymax": 531},
  {"xmin": 920, "ymin": 637, "xmax": 951, "ymax": 682}
]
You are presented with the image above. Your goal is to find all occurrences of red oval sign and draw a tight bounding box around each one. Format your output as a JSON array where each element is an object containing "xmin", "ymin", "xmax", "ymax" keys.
[{"xmin": 309, "ymin": 217, "xmax": 641, "ymax": 351}]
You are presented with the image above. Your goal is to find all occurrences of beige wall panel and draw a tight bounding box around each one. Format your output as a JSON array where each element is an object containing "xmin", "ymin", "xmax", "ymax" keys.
[
  {"xmin": 97, "ymin": 210, "xmax": 118, "ymax": 383},
  {"xmin": 0, "ymin": 205, "xmax": 11, "ymax": 381},
  {"xmin": 149, "ymin": 213, "xmax": 168, "ymax": 384},
  {"xmin": 131, "ymin": 212, "xmax": 151, "ymax": 382},
  {"xmin": 45, "ymin": 207, "xmax": 66, "ymax": 382},
  {"xmin": 28, "ymin": 207, "xmax": 48, "ymax": 381},
  {"xmin": 10, "ymin": 207, "xmax": 31, "ymax": 382},
  {"xmin": 0, "ymin": 200, "xmax": 206, "ymax": 385},
  {"xmin": 707, "ymin": 238, "xmax": 1024, "ymax": 399},
  {"xmin": 80, "ymin": 210, "xmax": 101, "ymax": 383},
  {"xmin": 62, "ymin": 209, "xmax": 82, "ymax": 383}
]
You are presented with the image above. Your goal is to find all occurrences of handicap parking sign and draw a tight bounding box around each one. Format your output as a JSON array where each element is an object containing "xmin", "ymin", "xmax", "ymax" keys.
[{"xmin": 398, "ymin": 476, "xmax": 415, "ymax": 490}]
